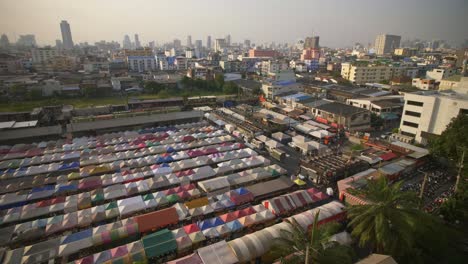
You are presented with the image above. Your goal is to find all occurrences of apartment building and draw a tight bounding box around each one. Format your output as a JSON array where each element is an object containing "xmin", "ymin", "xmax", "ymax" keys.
[
  {"xmin": 412, "ymin": 78, "xmax": 436, "ymax": 90},
  {"xmin": 397, "ymin": 91, "xmax": 468, "ymax": 144},
  {"xmin": 127, "ymin": 56, "xmax": 157, "ymax": 72},
  {"xmin": 341, "ymin": 62, "xmax": 414, "ymax": 84}
]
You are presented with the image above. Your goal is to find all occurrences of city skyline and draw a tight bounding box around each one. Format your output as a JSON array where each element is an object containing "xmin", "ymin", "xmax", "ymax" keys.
[{"xmin": 0, "ymin": 0, "xmax": 467, "ymax": 48}]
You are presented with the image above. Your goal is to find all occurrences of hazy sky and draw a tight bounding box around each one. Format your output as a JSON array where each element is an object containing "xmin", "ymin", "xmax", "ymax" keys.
[{"xmin": 1, "ymin": 0, "xmax": 467, "ymax": 48}]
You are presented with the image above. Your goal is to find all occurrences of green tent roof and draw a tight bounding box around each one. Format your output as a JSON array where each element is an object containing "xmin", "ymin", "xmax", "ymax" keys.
[
  {"xmin": 142, "ymin": 229, "xmax": 176, "ymax": 258},
  {"xmin": 166, "ymin": 194, "xmax": 180, "ymax": 204}
]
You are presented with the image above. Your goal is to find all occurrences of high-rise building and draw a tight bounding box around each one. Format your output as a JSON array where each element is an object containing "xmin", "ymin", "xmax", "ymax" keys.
[
  {"xmin": 304, "ymin": 36, "xmax": 319, "ymax": 49},
  {"xmin": 123, "ymin": 35, "xmax": 132, "ymax": 49},
  {"xmin": 134, "ymin": 34, "xmax": 141, "ymax": 48},
  {"xmin": 374, "ymin": 34, "xmax": 401, "ymax": 55},
  {"xmin": 173, "ymin": 39, "xmax": 181, "ymax": 49},
  {"xmin": 207, "ymin": 36, "xmax": 212, "ymax": 50},
  {"xmin": 195, "ymin": 40, "xmax": 202, "ymax": 50},
  {"xmin": 55, "ymin": 39, "xmax": 63, "ymax": 51},
  {"xmin": 244, "ymin": 39, "xmax": 251, "ymax": 49},
  {"xmin": 225, "ymin": 34, "xmax": 231, "ymax": 46},
  {"xmin": 215, "ymin": 38, "xmax": 226, "ymax": 52},
  {"xmin": 17, "ymin": 34, "xmax": 36, "ymax": 47},
  {"xmin": 0, "ymin": 34, "xmax": 10, "ymax": 48},
  {"xmin": 187, "ymin": 35, "xmax": 192, "ymax": 48},
  {"xmin": 149, "ymin": 41, "xmax": 155, "ymax": 49},
  {"xmin": 60, "ymin": 20, "xmax": 74, "ymax": 50}
]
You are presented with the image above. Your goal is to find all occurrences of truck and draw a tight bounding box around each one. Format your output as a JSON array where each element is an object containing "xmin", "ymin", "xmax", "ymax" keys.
[{"xmin": 270, "ymin": 148, "xmax": 286, "ymax": 162}]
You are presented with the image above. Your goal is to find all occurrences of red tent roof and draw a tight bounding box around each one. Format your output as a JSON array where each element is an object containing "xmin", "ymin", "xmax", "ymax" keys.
[
  {"xmin": 183, "ymin": 223, "xmax": 200, "ymax": 234},
  {"xmin": 380, "ymin": 152, "xmax": 398, "ymax": 161}
]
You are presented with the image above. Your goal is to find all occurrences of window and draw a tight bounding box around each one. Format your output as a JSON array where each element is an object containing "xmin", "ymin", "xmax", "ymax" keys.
[
  {"xmin": 407, "ymin": 100, "xmax": 424, "ymax": 107},
  {"xmin": 401, "ymin": 131, "xmax": 416, "ymax": 137},
  {"xmin": 403, "ymin": 121, "xmax": 419, "ymax": 128},
  {"xmin": 405, "ymin": 110, "xmax": 421, "ymax": 117}
]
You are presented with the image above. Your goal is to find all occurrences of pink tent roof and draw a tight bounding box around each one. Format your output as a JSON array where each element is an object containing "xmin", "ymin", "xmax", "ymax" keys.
[{"xmin": 111, "ymin": 245, "xmax": 128, "ymax": 258}]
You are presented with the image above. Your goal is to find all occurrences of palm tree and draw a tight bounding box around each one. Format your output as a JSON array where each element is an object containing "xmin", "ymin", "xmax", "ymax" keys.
[
  {"xmin": 271, "ymin": 211, "xmax": 354, "ymax": 264},
  {"xmin": 346, "ymin": 175, "xmax": 423, "ymax": 258}
]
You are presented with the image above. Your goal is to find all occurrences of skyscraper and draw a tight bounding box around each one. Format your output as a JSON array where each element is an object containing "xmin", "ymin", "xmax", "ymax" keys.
[
  {"xmin": 187, "ymin": 35, "xmax": 192, "ymax": 48},
  {"xmin": 123, "ymin": 35, "xmax": 132, "ymax": 49},
  {"xmin": 374, "ymin": 34, "xmax": 401, "ymax": 55},
  {"xmin": 60, "ymin": 20, "xmax": 74, "ymax": 50},
  {"xmin": 173, "ymin": 39, "xmax": 181, "ymax": 49},
  {"xmin": 134, "ymin": 34, "xmax": 141, "ymax": 48},
  {"xmin": 304, "ymin": 36, "xmax": 319, "ymax": 49},
  {"xmin": 195, "ymin": 40, "xmax": 202, "ymax": 50},
  {"xmin": 215, "ymin": 39, "xmax": 226, "ymax": 52},
  {"xmin": 55, "ymin": 39, "xmax": 63, "ymax": 51},
  {"xmin": 225, "ymin": 34, "xmax": 231, "ymax": 46},
  {"xmin": 207, "ymin": 36, "xmax": 212, "ymax": 50},
  {"xmin": 0, "ymin": 34, "xmax": 10, "ymax": 48},
  {"xmin": 16, "ymin": 35, "xmax": 36, "ymax": 47},
  {"xmin": 244, "ymin": 39, "xmax": 251, "ymax": 49}
]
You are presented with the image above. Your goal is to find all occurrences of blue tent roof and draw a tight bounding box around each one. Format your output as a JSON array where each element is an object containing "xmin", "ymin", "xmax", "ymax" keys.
[
  {"xmin": 160, "ymin": 163, "xmax": 170, "ymax": 168},
  {"xmin": 57, "ymin": 185, "xmax": 78, "ymax": 193},
  {"xmin": 209, "ymin": 217, "xmax": 225, "ymax": 227},
  {"xmin": 163, "ymin": 156, "xmax": 174, "ymax": 163},
  {"xmin": 166, "ymin": 147, "xmax": 175, "ymax": 153},
  {"xmin": 31, "ymin": 185, "xmax": 55, "ymax": 193},
  {"xmin": 199, "ymin": 217, "xmax": 224, "ymax": 231},
  {"xmin": 226, "ymin": 220, "xmax": 243, "ymax": 232},
  {"xmin": 234, "ymin": 187, "xmax": 249, "ymax": 195},
  {"xmin": 155, "ymin": 157, "xmax": 165, "ymax": 163},
  {"xmin": 61, "ymin": 228, "xmax": 92, "ymax": 244}
]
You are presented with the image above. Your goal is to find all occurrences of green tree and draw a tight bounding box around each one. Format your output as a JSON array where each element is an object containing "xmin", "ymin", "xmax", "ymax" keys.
[
  {"xmin": 252, "ymin": 86, "xmax": 262, "ymax": 95},
  {"xmin": 271, "ymin": 212, "xmax": 355, "ymax": 264},
  {"xmin": 222, "ymin": 82, "xmax": 239, "ymax": 94},
  {"xmin": 370, "ymin": 113, "xmax": 383, "ymax": 128},
  {"xmin": 144, "ymin": 81, "xmax": 165, "ymax": 94},
  {"xmin": 429, "ymin": 113, "xmax": 468, "ymax": 165},
  {"xmin": 347, "ymin": 176, "xmax": 462, "ymax": 263},
  {"xmin": 27, "ymin": 88, "xmax": 43, "ymax": 100},
  {"xmin": 214, "ymin": 74, "xmax": 225, "ymax": 90},
  {"xmin": 9, "ymin": 84, "xmax": 27, "ymax": 97}
]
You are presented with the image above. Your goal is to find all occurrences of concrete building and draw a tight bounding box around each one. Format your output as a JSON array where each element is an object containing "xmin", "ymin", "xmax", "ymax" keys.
[
  {"xmin": 16, "ymin": 34, "xmax": 36, "ymax": 47},
  {"xmin": 394, "ymin": 48, "xmax": 417, "ymax": 57},
  {"xmin": 397, "ymin": 91, "xmax": 468, "ymax": 144},
  {"xmin": 83, "ymin": 61, "xmax": 109, "ymax": 73},
  {"xmin": 341, "ymin": 62, "xmax": 414, "ymax": 84},
  {"xmin": 186, "ymin": 35, "xmax": 192, "ymax": 48},
  {"xmin": 225, "ymin": 34, "xmax": 231, "ymax": 46},
  {"xmin": 304, "ymin": 36, "xmax": 319, "ymax": 49},
  {"xmin": 244, "ymin": 39, "xmax": 251, "ymax": 49},
  {"xmin": 134, "ymin": 34, "xmax": 141, "ymax": 49},
  {"xmin": 307, "ymin": 100, "xmax": 371, "ymax": 131},
  {"xmin": 412, "ymin": 78, "xmax": 436, "ymax": 90},
  {"xmin": 124, "ymin": 48, "xmax": 154, "ymax": 57},
  {"xmin": 260, "ymin": 60, "xmax": 288, "ymax": 75},
  {"xmin": 32, "ymin": 48, "xmax": 60, "ymax": 63},
  {"xmin": 215, "ymin": 39, "xmax": 226, "ymax": 52},
  {"xmin": 185, "ymin": 49, "xmax": 195, "ymax": 59},
  {"xmin": 219, "ymin": 60, "xmax": 241, "ymax": 73},
  {"xmin": 127, "ymin": 56, "xmax": 157, "ymax": 72},
  {"xmin": 0, "ymin": 54, "xmax": 24, "ymax": 74},
  {"xmin": 346, "ymin": 95, "xmax": 404, "ymax": 116},
  {"xmin": 60, "ymin": 20, "xmax": 74, "ymax": 50},
  {"xmin": 173, "ymin": 39, "xmax": 182, "ymax": 49},
  {"xmin": 123, "ymin": 35, "xmax": 132, "ymax": 49},
  {"xmin": 261, "ymin": 69, "xmax": 302, "ymax": 99},
  {"xmin": 206, "ymin": 36, "xmax": 212, "ymax": 50},
  {"xmin": 249, "ymin": 48, "xmax": 278, "ymax": 58},
  {"xmin": 111, "ymin": 76, "xmax": 138, "ymax": 91},
  {"xmin": 425, "ymin": 68, "xmax": 457, "ymax": 82},
  {"xmin": 374, "ymin": 34, "xmax": 401, "ymax": 55},
  {"xmin": 0, "ymin": 34, "xmax": 10, "ymax": 48}
]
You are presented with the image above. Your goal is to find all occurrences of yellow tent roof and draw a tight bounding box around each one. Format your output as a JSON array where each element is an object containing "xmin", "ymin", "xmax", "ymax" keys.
[{"xmin": 294, "ymin": 179, "xmax": 306, "ymax": 186}]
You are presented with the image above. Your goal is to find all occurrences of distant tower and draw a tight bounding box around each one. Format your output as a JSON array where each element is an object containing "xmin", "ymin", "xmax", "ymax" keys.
[
  {"xmin": 0, "ymin": 34, "xmax": 10, "ymax": 48},
  {"xmin": 134, "ymin": 34, "xmax": 141, "ymax": 48},
  {"xmin": 374, "ymin": 34, "xmax": 401, "ymax": 55},
  {"xmin": 55, "ymin": 39, "xmax": 63, "ymax": 51},
  {"xmin": 60, "ymin": 20, "xmax": 74, "ymax": 50},
  {"xmin": 187, "ymin": 35, "xmax": 192, "ymax": 48},
  {"xmin": 225, "ymin": 34, "xmax": 231, "ymax": 46},
  {"xmin": 207, "ymin": 36, "xmax": 212, "ymax": 50},
  {"xmin": 123, "ymin": 35, "xmax": 132, "ymax": 49},
  {"xmin": 304, "ymin": 36, "xmax": 319, "ymax": 49},
  {"xmin": 244, "ymin": 39, "xmax": 251, "ymax": 49}
]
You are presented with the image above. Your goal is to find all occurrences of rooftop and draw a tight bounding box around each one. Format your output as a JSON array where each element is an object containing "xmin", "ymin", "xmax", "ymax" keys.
[{"xmin": 314, "ymin": 101, "xmax": 368, "ymax": 116}]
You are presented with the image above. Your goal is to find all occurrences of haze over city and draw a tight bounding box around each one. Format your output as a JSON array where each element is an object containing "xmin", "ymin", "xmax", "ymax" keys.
[{"xmin": 1, "ymin": 0, "xmax": 467, "ymax": 47}]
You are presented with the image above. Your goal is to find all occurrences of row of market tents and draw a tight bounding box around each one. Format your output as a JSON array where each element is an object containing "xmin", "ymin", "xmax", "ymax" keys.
[
  {"xmin": 0, "ymin": 143, "xmax": 252, "ymax": 210},
  {"xmin": 0, "ymin": 121, "xmax": 212, "ymax": 163}
]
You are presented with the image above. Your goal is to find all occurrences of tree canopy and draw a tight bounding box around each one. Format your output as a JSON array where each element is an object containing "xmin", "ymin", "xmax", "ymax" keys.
[{"xmin": 429, "ymin": 113, "xmax": 468, "ymax": 163}]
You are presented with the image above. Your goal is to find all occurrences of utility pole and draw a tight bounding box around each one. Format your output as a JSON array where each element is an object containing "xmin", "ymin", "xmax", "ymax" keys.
[
  {"xmin": 419, "ymin": 171, "xmax": 428, "ymax": 203},
  {"xmin": 455, "ymin": 149, "xmax": 465, "ymax": 193}
]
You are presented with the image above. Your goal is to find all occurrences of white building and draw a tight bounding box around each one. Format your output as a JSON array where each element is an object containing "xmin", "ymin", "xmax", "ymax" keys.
[
  {"xmin": 346, "ymin": 95, "xmax": 404, "ymax": 115},
  {"xmin": 261, "ymin": 69, "xmax": 302, "ymax": 99},
  {"xmin": 127, "ymin": 56, "xmax": 157, "ymax": 72},
  {"xmin": 425, "ymin": 68, "xmax": 457, "ymax": 82},
  {"xmin": 31, "ymin": 48, "xmax": 59, "ymax": 63},
  {"xmin": 83, "ymin": 62, "xmax": 109, "ymax": 73},
  {"xmin": 397, "ymin": 91, "xmax": 468, "ymax": 144},
  {"xmin": 412, "ymin": 78, "xmax": 436, "ymax": 90}
]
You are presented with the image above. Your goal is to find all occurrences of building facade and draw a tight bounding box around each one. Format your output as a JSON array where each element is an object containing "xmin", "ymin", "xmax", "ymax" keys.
[
  {"xmin": 398, "ymin": 92, "xmax": 468, "ymax": 144},
  {"xmin": 127, "ymin": 56, "xmax": 157, "ymax": 72},
  {"xmin": 374, "ymin": 34, "xmax": 401, "ymax": 55},
  {"xmin": 60, "ymin": 20, "xmax": 74, "ymax": 50}
]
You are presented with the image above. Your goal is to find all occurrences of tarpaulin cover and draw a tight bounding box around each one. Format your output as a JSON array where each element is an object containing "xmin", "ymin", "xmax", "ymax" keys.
[
  {"xmin": 197, "ymin": 240, "xmax": 239, "ymax": 264},
  {"xmin": 134, "ymin": 207, "xmax": 179, "ymax": 233},
  {"xmin": 225, "ymin": 220, "xmax": 243, "ymax": 232},
  {"xmin": 142, "ymin": 229, "xmax": 177, "ymax": 258},
  {"xmin": 167, "ymin": 253, "xmax": 203, "ymax": 264}
]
